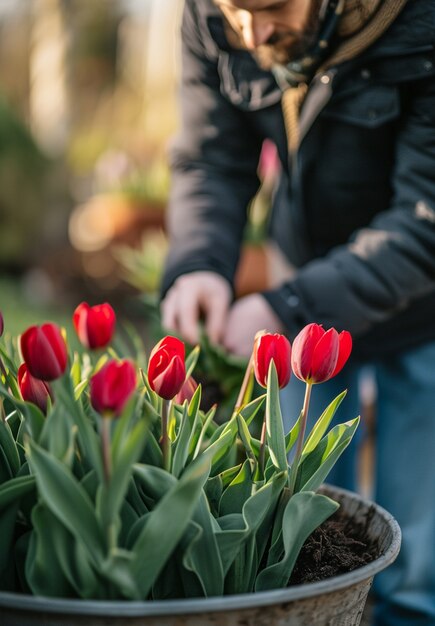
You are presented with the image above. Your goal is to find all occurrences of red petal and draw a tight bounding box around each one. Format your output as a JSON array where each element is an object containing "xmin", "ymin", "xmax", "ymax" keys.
[
  {"xmin": 331, "ymin": 331, "xmax": 353, "ymax": 378},
  {"xmin": 291, "ymin": 323, "xmax": 324, "ymax": 382},
  {"xmin": 311, "ymin": 328, "xmax": 339, "ymax": 383}
]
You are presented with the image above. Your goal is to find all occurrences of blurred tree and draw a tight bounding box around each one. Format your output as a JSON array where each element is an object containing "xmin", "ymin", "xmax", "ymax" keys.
[{"xmin": 0, "ymin": 97, "xmax": 51, "ymax": 268}]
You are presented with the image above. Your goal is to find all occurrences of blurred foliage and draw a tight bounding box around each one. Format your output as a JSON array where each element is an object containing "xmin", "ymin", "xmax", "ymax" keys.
[
  {"xmin": 114, "ymin": 230, "xmax": 168, "ymax": 294},
  {"xmin": 0, "ymin": 277, "xmax": 73, "ymax": 339},
  {"xmin": 0, "ymin": 98, "xmax": 51, "ymax": 267}
]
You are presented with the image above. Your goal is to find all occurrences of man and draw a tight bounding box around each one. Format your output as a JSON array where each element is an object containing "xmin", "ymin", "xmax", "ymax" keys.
[{"xmin": 161, "ymin": 1, "xmax": 435, "ymax": 624}]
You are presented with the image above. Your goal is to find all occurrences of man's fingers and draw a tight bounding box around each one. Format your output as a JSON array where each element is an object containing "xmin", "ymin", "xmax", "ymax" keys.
[
  {"xmin": 177, "ymin": 287, "xmax": 200, "ymax": 345},
  {"xmin": 161, "ymin": 289, "xmax": 179, "ymax": 334},
  {"xmin": 205, "ymin": 293, "xmax": 229, "ymax": 345}
]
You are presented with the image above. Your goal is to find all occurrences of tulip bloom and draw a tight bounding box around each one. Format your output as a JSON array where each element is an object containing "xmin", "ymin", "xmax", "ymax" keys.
[
  {"xmin": 175, "ymin": 376, "xmax": 198, "ymax": 404},
  {"xmin": 147, "ymin": 336, "xmax": 186, "ymax": 400},
  {"xmin": 291, "ymin": 323, "xmax": 352, "ymax": 384},
  {"xmin": 18, "ymin": 364, "xmax": 52, "ymax": 414},
  {"xmin": 0, "ymin": 311, "xmax": 4, "ymax": 337},
  {"xmin": 90, "ymin": 359, "xmax": 136, "ymax": 417},
  {"xmin": 253, "ymin": 333, "xmax": 292, "ymax": 389},
  {"xmin": 73, "ymin": 302, "xmax": 116, "ymax": 349},
  {"xmin": 20, "ymin": 323, "xmax": 68, "ymax": 381}
]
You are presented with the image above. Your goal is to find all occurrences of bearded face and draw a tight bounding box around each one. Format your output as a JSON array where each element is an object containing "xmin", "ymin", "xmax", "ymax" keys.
[{"xmin": 216, "ymin": 0, "xmax": 323, "ymax": 70}]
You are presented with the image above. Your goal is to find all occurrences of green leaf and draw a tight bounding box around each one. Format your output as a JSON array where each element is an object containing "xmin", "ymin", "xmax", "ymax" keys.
[
  {"xmin": 131, "ymin": 454, "xmax": 211, "ymax": 599},
  {"xmin": 285, "ymin": 412, "xmax": 302, "ymax": 454},
  {"xmin": 0, "ymin": 474, "xmax": 35, "ymax": 510},
  {"xmin": 236, "ymin": 413, "xmax": 257, "ymax": 470},
  {"xmin": 74, "ymin": 379, "xmax": 88, "ymax": 401},
  {"xmin": 297, "ymin": 417, "xmax": 360, "ymax": 493},
  {"xmin": 0, "ymin": 502, "xmax": 19, "ymax": 590},
  {"xmin": 40, "ymin": 403, "xmax": 77, "ymax": 467},
  {"xmin": 52, "ymin": 377, "xmax": 103, "ymax": 481},
  {"xmin": 98, "ymin": 418, "xmax": 148, "ymax": 530},
  {"xmin": 255, "ymin": 492, "xmax": 339, "ymax": 591},
  {"xmin": 302, "ymin": 391, "xmax": 347, "ymax": 458},
  {"xmin": 101, "ymin": 549, "xmax": 140, "ymax": 600},
  {"xmin": 0, "ymin": 419, "xmax": 20, "ymax": 476},
  {"xmin": 193, "ymin": 404, "xmax": 217, "ymax": 458},
  {"xmin": 26, "ymin": 504, "xmax": 79, "ymax": 598},
  {"xmin": 0, "ymin": 382, "xmax": 45, "ymax": 441},
  {"xmin": 265, "ymin": 362, "xmax": 288, "ymax": 472},
  {"xmin": 182, "ymin": 492, "xmax": 224, "ymax": 596},
  {"xmin": 172, "ymin": 401, "xmax": 191, "ymax": 478},
  {"xmin": 239, "ymin": 394, "xmax": 266, "ymax": 426},
  {"xmin": 26, "ymin": 439, "xmax": 105, "ymax": 566},
  {"xmin": 219, "ymin": 460, "xmax": 253, "ymax": 516},
  {"xmin": 215, "ymin": 472, "xmax": 286, "ymax": 583},
  {"xmin": 185, "ymin": 345, "xmax": 200, "ymax": 379}
]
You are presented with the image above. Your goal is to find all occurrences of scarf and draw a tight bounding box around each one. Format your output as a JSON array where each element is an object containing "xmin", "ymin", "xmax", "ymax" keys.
[{"xmin": 280, "ymin": 0, "xmax": 408, "ymax": 150}]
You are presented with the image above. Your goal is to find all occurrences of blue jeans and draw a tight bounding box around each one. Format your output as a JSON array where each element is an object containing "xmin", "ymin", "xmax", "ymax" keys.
[{"xmin": 280, "ymin": 342, "xmax": 435, "ymax": 626}]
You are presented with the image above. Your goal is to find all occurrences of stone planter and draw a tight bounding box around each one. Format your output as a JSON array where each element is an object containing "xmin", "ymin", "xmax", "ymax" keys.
[{"xmin": 0, "ymin": 485, "xmax": 401, "ymax": 626}]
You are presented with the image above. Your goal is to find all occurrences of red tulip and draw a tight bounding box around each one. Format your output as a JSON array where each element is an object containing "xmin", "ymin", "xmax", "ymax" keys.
[
  {"xmin": 18, "ymin": 363, "xmax": 53, "ymax": 414},
  {"xmin": 0, "ymin": 311, "xmax": 4, "ymax": 337},
  {"xmin": 253, "ymin": 333, "xmax": 292, "ymax": 389},
  {"xmin": 147, "ymin": 336, "xmax": 186, "ymax": 400},
  {"xmin": 174, "ymin": 376, "xmax": 198, "ymax": 404},
  {"xmin": 73, "ymin": 302, "xmax": 116, "ymax": 349},
  {"xmin": 291, "ymin": 323, "xmax": 352, "ymax": 384},
  {"xmin": 20, "ymin": 323, "xmax": 68, "ymax": 381},
  {"xmin": 90, "ymin": 359, "xmax": 136, "ymax": 417}
]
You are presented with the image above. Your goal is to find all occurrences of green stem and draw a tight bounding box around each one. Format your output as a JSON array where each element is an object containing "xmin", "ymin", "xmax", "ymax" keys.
[
  {"xmin": 233, "ymin": 353, "xmax": 254, "ymax": 415},
  {"xmin": 288, "ymin": 382, "xmax": 312, "ymax": 496},
  {"xmin": 161, "ymin": 399, "xmax": 170, "ymax": 472},
  {"xmin": 101, "ymin": 416, "xmax": 112, "ymax": 483}
]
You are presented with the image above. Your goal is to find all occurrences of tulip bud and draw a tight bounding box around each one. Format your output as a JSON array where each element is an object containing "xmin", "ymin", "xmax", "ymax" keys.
[
  {"xmin": 73, "ymin": 302, "xmax": 116, "ymax": 350},
  {"xmin": 174, "ymin": 376, "xmax": 198, "ymax": 404},
  {"xmin": 147, "ymin": 336, "xmax": 186, "ymax": 400},
  {"xmin": 18, "ymin": 364, "xmax": 52, "ymax": 414},
  {"xmin": 20, "ymin": 323, "xmax": 68, "ymax": 381},
  {"xmin": 253, "ymin": 333, "xmax": 292, "ymax": 389},
  {"xmin": 291, "ymin": 323, "xmax": 352, "ymax": 384},
  {"xmin": 0, "ymin": 311, "xmax": 4, "ymax": 337},
  {"xmin": 90, "ymin": 359, "xmax": 136, "ymax": 417}
]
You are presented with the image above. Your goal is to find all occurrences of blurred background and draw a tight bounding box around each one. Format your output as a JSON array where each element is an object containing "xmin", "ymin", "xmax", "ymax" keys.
[
  {"xmin": 0, "ymin": 0, "xmax": 183, "ymax": 335},
  {"xmin": 0, "ymin": 0, "xmax": 276, "ymax": 337}
]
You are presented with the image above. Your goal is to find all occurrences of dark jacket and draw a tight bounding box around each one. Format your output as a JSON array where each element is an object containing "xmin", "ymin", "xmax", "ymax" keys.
[{"xmin": 162, "ymin": 0, "xmax": 435, "ymax": 358}]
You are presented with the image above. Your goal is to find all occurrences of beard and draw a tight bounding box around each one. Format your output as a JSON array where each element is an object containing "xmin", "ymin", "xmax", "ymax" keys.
[{"xmin": 252, "ymin": 1, "xmax": 323, "ymax": 71}]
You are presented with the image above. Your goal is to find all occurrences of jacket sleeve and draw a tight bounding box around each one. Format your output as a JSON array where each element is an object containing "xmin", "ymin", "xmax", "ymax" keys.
[
  {"xmin": 263, "ymin": 74, "xmax": 435, "ymax": 347},
  {"xmin": 161, "ymin": 0, "xmax": 262, "ymax": 296}
]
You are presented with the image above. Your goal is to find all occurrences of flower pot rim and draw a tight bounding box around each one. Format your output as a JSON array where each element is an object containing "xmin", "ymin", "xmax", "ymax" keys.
[{"xmin": 0, "ymin": 485, "xmax": 401, "ymax": 617}]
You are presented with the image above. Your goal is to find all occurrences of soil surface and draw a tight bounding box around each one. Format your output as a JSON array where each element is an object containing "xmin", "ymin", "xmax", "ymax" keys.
[{"xmin": 289, "ymin": 506, "xmax": 381, "ymax": 585}]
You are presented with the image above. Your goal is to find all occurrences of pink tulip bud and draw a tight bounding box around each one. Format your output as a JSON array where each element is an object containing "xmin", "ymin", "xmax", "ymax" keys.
[
  {"xmin": 253, "ymin": 333, "xmax": 292, "ymax": 389},
  {"xmin": 90, "ymin": 359, "xmax": 136, "ymax": 417},
  {"xmin": 291, "ymin": 323, "xmax": 352, "ymax": 384},
  {"xmin": 174, "ymin": 376, "xmax": 198, "ymax": 404},
  {"xmin": 73, "ymin": 302, "xmax": 116, "ymax": 350},
  {"xmin": 20, "ymin": 323, "xmax": 68, "ymax": 381},
  {"xmin": 147, "ymin": 336, "xmax": 186, "ymax": 400},
  {"xmin": 18, "ymin": 363, "xmax": 53, "ymax": 414}
]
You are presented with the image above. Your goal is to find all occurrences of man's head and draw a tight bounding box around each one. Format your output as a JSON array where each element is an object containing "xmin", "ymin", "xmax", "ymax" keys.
[{"xmin": 215, "ymin": 0, "xmax": 324, "ymax": 69}]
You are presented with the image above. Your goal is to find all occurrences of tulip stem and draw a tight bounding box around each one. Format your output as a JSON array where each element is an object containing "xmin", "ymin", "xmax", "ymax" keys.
[
  {"xmin": 101, "ymin": 416, "xmax": 112, "ymax": 483},
  {"xmin": 233, "ymin": 353, "xmax": 254, "ymax": 415},
  {"xmin": 161, "ymin": 400, "xmax": 171, "ymax": 472},
  {"xmin": 288, "ymin": 382, "xmax": 312, "ymax": 496}
]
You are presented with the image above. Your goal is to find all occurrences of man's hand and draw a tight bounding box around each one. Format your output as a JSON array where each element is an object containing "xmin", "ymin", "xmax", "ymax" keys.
[
  {"xmin": 161, "ymin": 272, "xmax": 232, "ymax": 345},
  {"xmin": 222, "ymin": 293, "xmax": 286, "ymax": 357}
]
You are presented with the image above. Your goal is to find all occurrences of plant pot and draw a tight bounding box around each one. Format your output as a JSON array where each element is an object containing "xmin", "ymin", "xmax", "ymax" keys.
[
  {"xmin": 0, "ymin": 485, "xmax": 401, "ymax": 626},
  {"xmin": 234, "ymin": 243, "xmax": 269, "ymax": 297}
]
